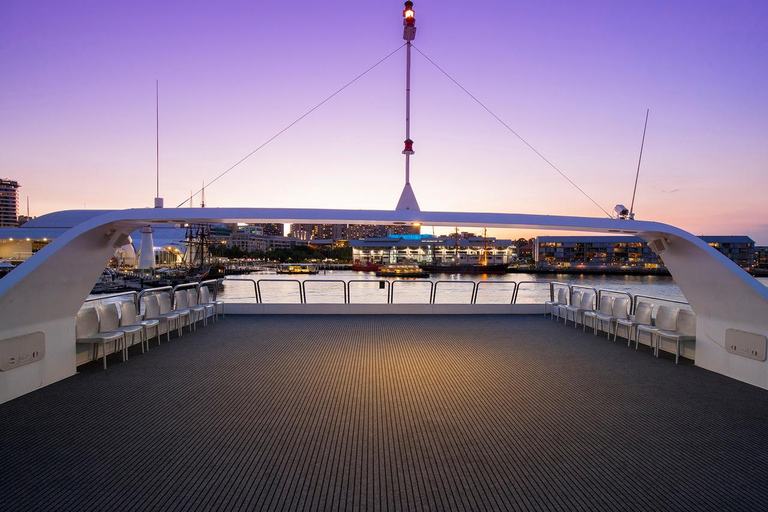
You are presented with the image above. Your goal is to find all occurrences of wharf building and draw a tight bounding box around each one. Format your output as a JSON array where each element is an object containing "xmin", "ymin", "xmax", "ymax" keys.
[
  {"xmin": 536, "ymin": 236, "xmax": 664, "ymax": 271},
  {"xmin": 536, "ymin": 235, "xmax": 757, "ymax": 271},
  {"xmin": 699, "ymin": 236, "xmax": 755, "ymax": 269},
  {"xmin": 350, "ymin": 235, "xmax": 515, "ymax": 265},
  {"xmin": 753, "ymin": 246, "xmax": 768, "ymax": 271},
  {"xmin": 0, "ymin": 179, "xmax": 20, "ymax": 227}
]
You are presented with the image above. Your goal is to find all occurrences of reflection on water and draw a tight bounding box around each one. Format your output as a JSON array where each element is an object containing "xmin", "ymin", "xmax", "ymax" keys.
[{"xmin": 218, "ymin": 271, "xmax": 756, "ymax": 305}]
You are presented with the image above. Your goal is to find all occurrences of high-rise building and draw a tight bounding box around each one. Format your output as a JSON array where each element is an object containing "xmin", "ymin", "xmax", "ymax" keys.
[
  {"xmin": 0, "ymin": 179, "xmax": 20, "ymax": 227},
  {"xmin": 290, "ymin": 223, "xmax": 348, "ymax": 241},
  {"xmin": 258, "ymin": 223, "xmax": 284, "ymax": 236}
]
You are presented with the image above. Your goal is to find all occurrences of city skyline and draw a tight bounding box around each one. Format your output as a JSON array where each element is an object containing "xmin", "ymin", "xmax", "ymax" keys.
[{"xmin": 2, "ymin": 0, "xmax": 766, "ymax": 243}]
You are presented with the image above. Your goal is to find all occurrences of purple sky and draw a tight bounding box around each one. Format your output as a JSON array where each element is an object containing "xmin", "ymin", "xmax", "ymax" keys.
[{"xmin": 2, "ymin": 0, "xmax": 767, "ymax": 242}]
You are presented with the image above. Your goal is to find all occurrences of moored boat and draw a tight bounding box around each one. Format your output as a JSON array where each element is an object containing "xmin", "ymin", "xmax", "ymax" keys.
[
  {"xmin": 276, "ymin": 263, "xmax": 319, "ymax": 275},
  {"xmin": 352, "ymin": 259, "xmax": 380, "ymax": 272},
  {"xmin": 375, "ymin": 263, "xmax": 429, "ymax": 278}
]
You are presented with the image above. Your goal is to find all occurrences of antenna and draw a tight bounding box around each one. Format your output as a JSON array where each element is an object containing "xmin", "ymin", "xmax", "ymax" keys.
[
  {"xmin": 629, "ymin": 109, "xmax": 649, "ymax": 220},
  {"xmin": 26, "ymin": 196, "xmax": 29, "ymax": 218},
  {"xmin": 201, "ymin": 181, "xmax": 206, "ymax": 208},
  {"xmin": 154, "ymin": 79, "xmax": 164, "ymax": 208}
]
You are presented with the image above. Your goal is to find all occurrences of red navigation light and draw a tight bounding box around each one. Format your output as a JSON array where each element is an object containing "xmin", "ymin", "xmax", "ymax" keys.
[{"xmin": 403, "ymin": 1, "xmax": 415, "ymax": 22}]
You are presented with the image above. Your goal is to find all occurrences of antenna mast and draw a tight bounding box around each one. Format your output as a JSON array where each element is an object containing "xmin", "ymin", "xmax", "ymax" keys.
[
  {"xmin": 395, "ymin": 1, "xmax": 421, "ymax": 211},
  {"xmin": 629, "ymin": 109, "xmax": 649, "ymax": 220},
  {"xmin": 154, "ymin": 79, "xmax": 164, "ymax": 208}
]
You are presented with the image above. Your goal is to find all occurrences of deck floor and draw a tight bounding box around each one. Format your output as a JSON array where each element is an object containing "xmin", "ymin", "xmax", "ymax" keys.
[{"xmin": 2, "ymin": 315, "xmax": 768, "ymax": 511}]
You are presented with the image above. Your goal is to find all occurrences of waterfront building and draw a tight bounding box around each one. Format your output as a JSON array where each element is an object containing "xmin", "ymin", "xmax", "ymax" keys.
[
  {"xmin": 536, "ymin": 236, "xmax": 664, "ymax": 270},
  {"xmin": 753, "ymin": 246, "xmax": 768, "ymax": 270},
  {"xmin": 262, "ymin": 235, "xmax": 307, "ymax": 250},
  {"xmin": 0, "ymin": 179, "xmax": 20, "ymax": 227},
  {"xmin": 227, "ymin": 225, "xmax": 268, "ymax": 254},
  {"xmin": 699, "ymin": 236, "xmax": 755, "ymax": 269},
  {"xmin": 351, "ymin": 235, "xmax": 514, "ymax": 265},
  {"xmin": 536, "ymin": 235, "xmax": 758, "ymax": 271}
]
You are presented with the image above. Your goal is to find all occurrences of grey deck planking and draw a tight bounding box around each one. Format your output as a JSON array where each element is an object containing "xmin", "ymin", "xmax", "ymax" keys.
[{"xmin": 2, "ymin": 315, "xmax": 768, "ymax": 511}]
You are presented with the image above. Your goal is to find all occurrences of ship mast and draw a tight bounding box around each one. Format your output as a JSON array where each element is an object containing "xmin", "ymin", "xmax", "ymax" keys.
[{"xmin": 396, "ymin": 1, "xmax": 420, "ymax": 211}]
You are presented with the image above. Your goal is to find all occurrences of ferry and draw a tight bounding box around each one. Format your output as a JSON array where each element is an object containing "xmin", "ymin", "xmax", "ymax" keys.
[
  {"xmin": 375, "ymin": 263, "xmax": 429, "ymax": 278},
  {"xmin": 276, "ymin": 263, "xmax": 319, "ymax": 275}
]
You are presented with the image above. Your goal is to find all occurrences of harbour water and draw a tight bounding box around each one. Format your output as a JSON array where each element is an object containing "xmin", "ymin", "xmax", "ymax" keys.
[{"xmin": 219, "ymin": 272, "xmax": 768, "ymax": 305}]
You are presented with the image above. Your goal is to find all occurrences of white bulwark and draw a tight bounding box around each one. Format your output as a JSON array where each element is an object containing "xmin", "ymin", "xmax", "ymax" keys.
[{"xmin": 1, "ymin": 206, "xmax": 768, "ymax": 403}]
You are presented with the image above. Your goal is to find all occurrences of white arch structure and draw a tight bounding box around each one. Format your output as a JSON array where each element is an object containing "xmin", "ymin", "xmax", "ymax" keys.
[{"xmin": 1, "ymin": 207, "xmax": 767, "ymax": 403}]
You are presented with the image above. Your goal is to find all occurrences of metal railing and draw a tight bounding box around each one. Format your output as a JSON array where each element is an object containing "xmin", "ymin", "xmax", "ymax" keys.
[
  {"xmin": 433, "ymin": 280, "xmax": 477, "ymax": 304},
  {"xmin": 84, "ymin": 291, "xmax": 138, "ymax": 308},
  {"xmin": 513, "ymin": 281, "xmax": 553, "ymax": 304},
  {"xmin": 214, "ymin": 277, "xmax": 693, "ymax": 313},
  {"xmin": 303, "ymin": 279, "xmax": 347, "ymax": 304},
  {"xmin": 391, "ymin": 279, "xmax": 434, "ymax": 304},
  {"xmin": 474, "ymin": 281, "xmax": 517, "ymax": 304},
  {"xmin": 225, "ymin": 278, "xmax": 260, "ymax": 302},
  {"xmin": 257, "ymin": 279, "xmax": 303, "ymax": 304},
  {"xmin": 347, "ymin": 280, "xmax": 390, "ymax": 304},
  {"xmin": 633, "ymin": 293, "xmax": 690, "ymax": 312}
]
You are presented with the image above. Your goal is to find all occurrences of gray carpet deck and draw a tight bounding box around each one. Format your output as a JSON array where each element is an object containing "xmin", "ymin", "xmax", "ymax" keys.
[{"xmin": 2, "ymin": 315, "xmax": 768, "ymax": 511}]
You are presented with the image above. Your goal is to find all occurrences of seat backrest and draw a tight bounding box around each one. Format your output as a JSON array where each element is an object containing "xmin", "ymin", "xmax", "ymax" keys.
[
  {"xmin": 174, "ymin": 290, "xmax": 189, "ymax": 310},
  {"xmin": 570, "ymin": 291, "xmax": 583, "ymax": 306},
  {"xmin": 635, "ymin": 302, "xmax": 653, "ymax": 324},
  {"xmin": 76, "ymin": 307, "xmax": 99, "ymax": 338},
  {"xmin": 157, "ymin": 293, "xmax": 173, "ymax": 315},
  {"xmin": 187, "ymin": 289, "xmax": 199, "ymax": 307},
  {"xmin": 143, "ymin": 295, "xmax": 160, "ymax": 318},
  {"xmin": 119, "ymin": 301, "xmax": 138, "ymax": 326},
  {"xmin": 655, "ymin": 305, "xmax": 679, "ymax": 331},
  {"xmin": 612, "ymin": 297, "xmax": 630, "ymax": 319},
  {"xmin": 200, "ymin": 286, "xmax": 211, "ymax": 304},
  {"xmin": 676, "ymin": 310, "xmax": 697, "ymax": 336},
  {"xmin": 97, "ymin": 303, "xmax": 120, "ymax": 332},
  {"xmin": 581, "ymin": 292, "xmax": 596, "ymax": 310},
  {"xmin": 598, "ymin": 296, "xmax": 614, "ymax": 315}
]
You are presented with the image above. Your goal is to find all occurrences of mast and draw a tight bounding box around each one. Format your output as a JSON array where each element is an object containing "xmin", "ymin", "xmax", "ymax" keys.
[
  {"xmin": 395, "ymin": 2, "xmax": 420, "ymax": 211},
  {"xmin": 154, "ymin": 79, "xmax": 163, "ymax": 208}
]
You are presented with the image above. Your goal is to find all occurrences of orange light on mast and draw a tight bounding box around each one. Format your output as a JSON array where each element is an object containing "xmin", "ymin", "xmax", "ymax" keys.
[{"xmin": 403, "ymin": 1, "xmax": 415, "ymax": 25}]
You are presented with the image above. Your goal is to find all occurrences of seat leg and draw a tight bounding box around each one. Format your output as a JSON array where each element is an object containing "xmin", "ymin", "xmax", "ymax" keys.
[{"xmin": 102, "ymin": 341, "xmax": 107, "ymax": 370}]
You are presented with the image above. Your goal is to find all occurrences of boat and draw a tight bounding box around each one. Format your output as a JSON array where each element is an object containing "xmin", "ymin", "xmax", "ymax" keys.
[
  {"xmin": 351, "ymin": 259, "xmax": 380, "ymax": 272},
  {"xmin": 375, "ymin": 263, "xmax": 429, "ymax": 278},
  {"xmin": 276, "ymin": 263, "xmax": 319, "ymax": 275}
]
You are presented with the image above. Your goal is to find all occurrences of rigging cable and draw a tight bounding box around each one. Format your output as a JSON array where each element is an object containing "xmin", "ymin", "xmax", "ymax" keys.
[
  {"xmin": 177, "ymin": 43, "xmax": 407, "ymax": 208},
  {"xmin": 411, "ymin": 44, "xmax": 612, "ymax": 218}
]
